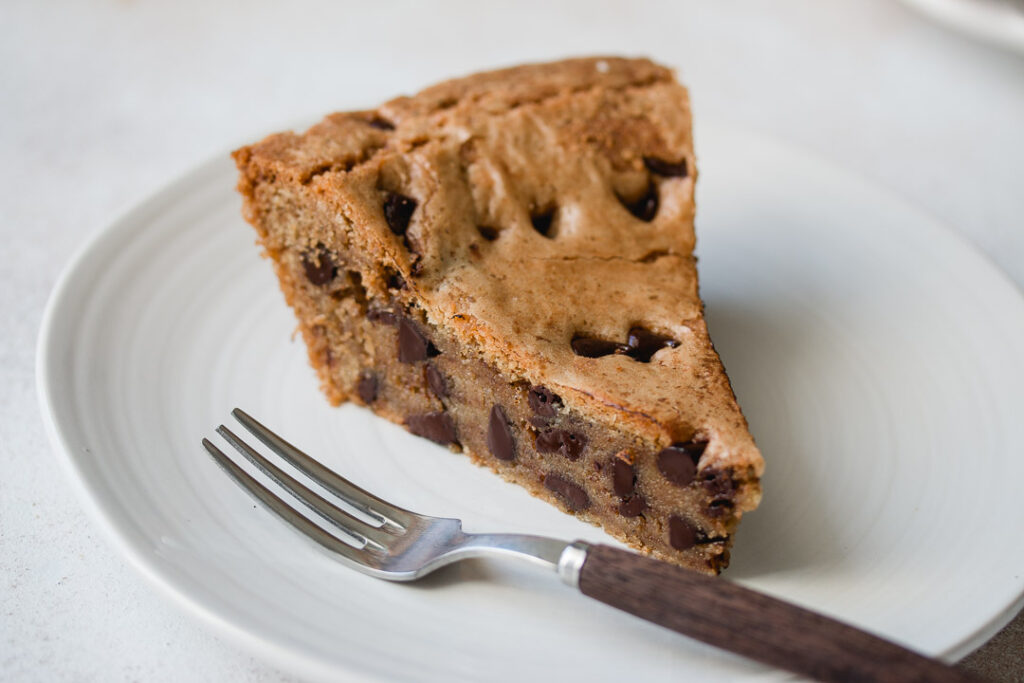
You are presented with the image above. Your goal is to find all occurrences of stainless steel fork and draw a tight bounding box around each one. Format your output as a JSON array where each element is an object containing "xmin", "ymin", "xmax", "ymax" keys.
[{"xmin": 203, "ymin": 409, "xmax": 976, "ymax": 683}]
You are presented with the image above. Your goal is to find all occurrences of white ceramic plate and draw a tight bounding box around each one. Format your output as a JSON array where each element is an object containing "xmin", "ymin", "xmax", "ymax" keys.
[
  {"xmin": 901, "ymin": 0, "xmax": 1024, "ymax": 55},
  {"xmin": 38, "ymin": 123, "xmax": 1024, "ymax": 682}
]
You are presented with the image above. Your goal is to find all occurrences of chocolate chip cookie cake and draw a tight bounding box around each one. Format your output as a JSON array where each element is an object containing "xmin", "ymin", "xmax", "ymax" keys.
[{"xmin": 232, "ymin": 57, "xmax": 763, "ymax": 573}]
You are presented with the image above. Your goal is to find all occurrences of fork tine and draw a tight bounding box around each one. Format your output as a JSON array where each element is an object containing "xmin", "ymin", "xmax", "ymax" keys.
[
  {"xmin": 216, "ymin": 426, "xmax": 395, "ymax": 549},
  {"xmin": 231, "ymin": 408, "xmax": 412, "ymax": 528},
  {"xmin": 201, "ymin": 438, "xmax": 376, "ymax": 567}
]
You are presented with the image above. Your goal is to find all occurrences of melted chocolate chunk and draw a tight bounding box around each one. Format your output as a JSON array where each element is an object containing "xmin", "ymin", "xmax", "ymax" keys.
[
  {"xmin": 668, "ymin": 516, "xmax": 698, "ymax": 550},
  {"xmin": 621, "ymin": 183, "xmax": 658, "ymax": 222},
  {"xmin": 528, "ymin": 385, "xmax": 561, "ymax": 417},
  {"xmin": 702, "ymin": 468, "xmax": 736, "ymax": 497},
  {"xmin": 528, "ymin": 416, "xmax": 550, "ymax": 430},
  {"xmin": 626, "ymin": 326, "xmax": 679, "ymax": 362},
  {"xmin": 397, "ymin": 317, "xmax": 438, "ymax": 363},
  {"xmin": 657, "ymin": 440, "xmax": 707, "ymax": 487},
  {"xmin": 708, "ymin": 499, "xmax": 735, "ymax": 517},
  {"xmin": 695, "ymin": 535, "xmax": 728, "ymax": 545},
  {"xmin": 425, "ymin": 363, "xmax": 447, "ymax": 399},
  {"xmin": 384, "ymin": 268, "xmax": 405, "ymax": 290},
  {"xmin": 383, "ymin": 193, "xmax": 417, "ymax": 236},
  {"xmin": 409, "ymin": 255, "xmax": 424, "ymax": 276},
  {"xmin": 366, "ymin": 116, "xmax": 395, "ymax": 131},
  {"xmin": 356, "ymin": 370, "xmax": 378, "ymax": 404},
  {"xmin": 570, "ymin": 335, "xmax": 630, "ymax": 358},
  {"xmin": 486, "ymin": 405, "xmax": 516, "ymax": 462},
  {"xmin": 367, "ymin": 308, "xmax": 398, "ymax": 325},
  {"xmin": 619, "ymin": 496, "xmax": 646, "ymax": 517},
  {"xmin": 571, "ymin": 329, "xmax": 678, "ymax": 363},
  {"xmin": 301, "ymin": 245, "xmax": 338, "ymax": 286},
  {"xmin": 610, "ymin": 458, "xmax": 635, "ymax": 498},
  {"xmin": 544, "ymin": 474, "xmax": 590, "ymax": 511},
  {"xmin": 643, "ymin": 156, "xmax": 688, "ymax": 178},
  {"xmin": 477, "ymin": 226, "xmax": 499, "ymax": 242},
  {"xmin": 535, "ymin": 429, "xmax": 587, "ymax": 461},
  {"xmin": 406, "ymin": 412, "xmax": 457, "ymax": 445},
  {"xmin": 530, "ymin": 208, "xmax": 555, "ymax": 237}
]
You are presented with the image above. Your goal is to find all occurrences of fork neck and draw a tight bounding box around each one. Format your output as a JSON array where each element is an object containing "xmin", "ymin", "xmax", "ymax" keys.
[{"xmin": 455, "ymin": 533, "xmax": 588, "ymax": 580}]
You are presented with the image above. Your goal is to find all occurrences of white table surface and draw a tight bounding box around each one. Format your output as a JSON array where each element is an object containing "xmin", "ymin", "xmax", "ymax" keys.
[{"xmin": 2, "ymin": 0, "xmax": 1022, "ymax": 680}]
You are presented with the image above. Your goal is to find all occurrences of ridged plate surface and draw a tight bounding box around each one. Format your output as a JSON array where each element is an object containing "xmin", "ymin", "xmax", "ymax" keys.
[{"xmin": 37, "ymin": 124, "xmax": 1024, "ymax": 681}]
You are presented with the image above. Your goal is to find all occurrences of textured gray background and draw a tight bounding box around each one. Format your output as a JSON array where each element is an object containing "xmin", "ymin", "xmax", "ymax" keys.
[{"xmin": 2, "ymin": 0, "xmax": 1021, "ymax": 680}]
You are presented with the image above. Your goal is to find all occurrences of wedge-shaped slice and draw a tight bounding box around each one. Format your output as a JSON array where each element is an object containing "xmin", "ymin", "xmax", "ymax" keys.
[{"xmin": 233, "ymin": 57, "xmax": 763, "ymax": 573}]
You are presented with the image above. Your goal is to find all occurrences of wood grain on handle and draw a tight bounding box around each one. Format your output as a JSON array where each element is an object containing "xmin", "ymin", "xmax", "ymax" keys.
[{"xmin": 578, "ymin": 545, "xmax": 978, "ymax": 683}]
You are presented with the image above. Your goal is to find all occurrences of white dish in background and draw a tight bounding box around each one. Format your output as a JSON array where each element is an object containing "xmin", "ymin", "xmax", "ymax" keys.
[
  {"xmin": 901, "ymin": 0, "xmax": 1024, "ymax": 54},
  {"xmin": 37, "ymin": 123, "xmax": 1024, "ymax": 682}
]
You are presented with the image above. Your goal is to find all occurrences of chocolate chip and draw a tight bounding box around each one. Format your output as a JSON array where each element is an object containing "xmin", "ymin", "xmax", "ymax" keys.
[
  {"xmin": 668, "ymin": 516, "xmax": 697, "ymax": 550},
  {"xmin": 530, "ymin": 208, "xmax": 555, "ymax": 237},
  {"xmin": 708, "ymin": 499, "xmax": 734, "ymax": 517},
  {"xmin": 544, "ymin": 474, "xmax": 590, "ymax": 511},
  {"xmin": 383, "ymin": 193, "xmax": 417, "ymax": 236},
  {"xmin": 477, "ymin": 226, "xmax": 499, "ymax": 242},
  {"xmin": 487, "ymin": 405, "xmax": 516, "ymax": 462},
  {"xmin": 536, "ymin": 429, "xmax": 587, "ymax": 461},
  {"xmin": 528, "ymin": 385, "xmax": 561, "ymax": 417},
  {"xmin": 611, "ymin": 458, "xmax": 635, "ymax": 498},
  {"xmin": 397, "ymin": 317, "xmax": 438, "ymax": 363},
  {"xmin": 301, "ymin": 245, "xmax": 338, "ymax": 286},
  {"xmin": 571, "ymin": 328, "xmax": 678, "ymax": 362},
  {"xmin": 347, "ymin": 270, "xmax": 368, "ymax": 306},
  {"xmin": 367, "ymin": 116, "xmax": 395, "ymax": 131},
  {"xmin": 570, "ymin": 335, "xmax": 630, "ymax": 358},
  {"xmin": 643, "ymin": 156, "xmax": 688, "ymax": 178},
  {"xmin": 406, "ymin": 412, "xmax": 457, "ymax": 445},
  {"xmin": 702, "ymin": 468, "xmax": 736, "ymax": 497},
  {"xmin": 626, "ymin": 326, "xmax": 680, "ymax": 362},
  {"xmin": 425, "ymin": 363, "xmax": 447, "ymax": 399},
  {"xmin": 384, "ymin": 268, "xmax": 405, "ymax": 290},
  {"xmin": 695, "ymin": 535, "xmax": 728, "ymax": 545},
  {"xmin": 619, "ymin": 496, "xmax": 646, "ymax": 517},
  {"xmin": 657, "ymin": 440, "xmax": 706, "ymax": 487},
  {"xmin": 367, "ymin": 308, "xmax": 398, "ymax": 325},
  {"xmin": 356, "ymin": 370, "xmax": 378, "ymax": 404},
  {"xmin": 528, "ymin": 416, "xmax": 550, "ymax": 430},
  {"xmin": 621, "ymin": 183, "xmax": 658, "ymax": 222}
]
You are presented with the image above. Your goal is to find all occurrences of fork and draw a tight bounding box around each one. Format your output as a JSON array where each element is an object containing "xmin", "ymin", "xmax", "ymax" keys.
[{"xmin": 203, "ymin": 409, "xmax": 977, "ymax": 683}]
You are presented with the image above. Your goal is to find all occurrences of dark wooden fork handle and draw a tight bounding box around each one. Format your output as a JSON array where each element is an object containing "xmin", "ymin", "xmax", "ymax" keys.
[{"xmin": 578, "ymin": 545, "xmax": 978, "ymax": 682}]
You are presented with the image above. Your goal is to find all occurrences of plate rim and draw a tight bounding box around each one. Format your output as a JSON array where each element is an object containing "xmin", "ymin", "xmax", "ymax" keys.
[
  {"xmin": 33, "ymin": 154, "xmax": 377, "ymax": 682},
  {"xmin": 900, "ymin": 0, "xmax": 1024, "ymax": 55},
  {"xmin": 36, "ymin": 124, "xmax": 1024, "ymax": 680}
]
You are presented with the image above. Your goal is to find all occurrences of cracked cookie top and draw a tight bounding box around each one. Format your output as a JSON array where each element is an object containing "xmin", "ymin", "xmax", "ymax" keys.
[{"xmin": 234, "ymin": 57, "xmax": 762, "ymax": 475}]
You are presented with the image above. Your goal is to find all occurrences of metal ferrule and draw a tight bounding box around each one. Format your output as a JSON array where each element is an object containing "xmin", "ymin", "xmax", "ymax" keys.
[{"xmin": 556, "ymin": 541, "xmax": 590, "ymax": 588}]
